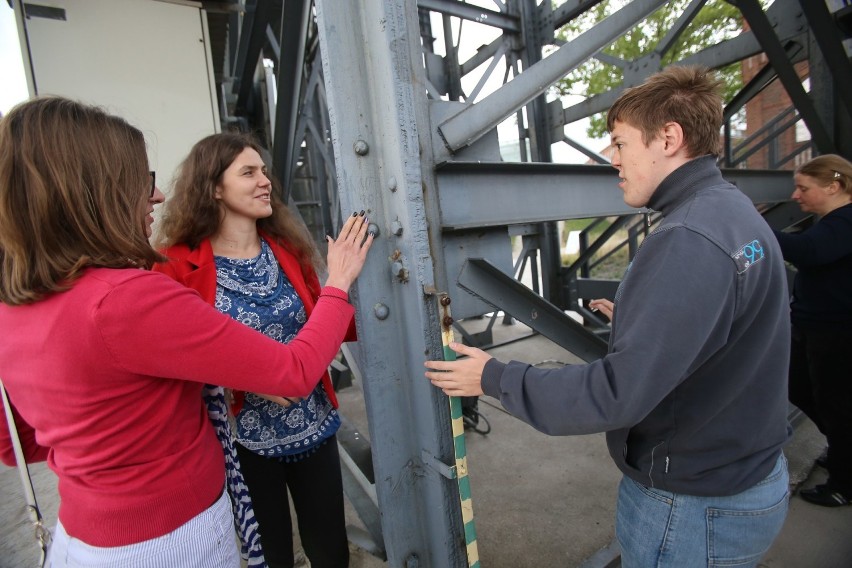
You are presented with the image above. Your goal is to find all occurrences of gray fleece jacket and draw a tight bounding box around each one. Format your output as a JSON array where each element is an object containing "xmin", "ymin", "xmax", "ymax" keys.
[{"xmin": 482, "ymin": 156, "xmax": 791, "ymax": 496}]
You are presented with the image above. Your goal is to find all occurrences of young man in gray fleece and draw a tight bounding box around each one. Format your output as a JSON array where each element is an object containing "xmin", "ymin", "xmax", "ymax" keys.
[{"xmin": 425, "ymin": 66, "xmax": 791, "ymax": 567}]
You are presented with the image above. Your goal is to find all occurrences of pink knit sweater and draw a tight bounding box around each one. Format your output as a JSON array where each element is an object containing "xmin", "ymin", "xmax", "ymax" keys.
[{"xmin": 0, "ymin": 267, "xmax": 352, "ymax": 546}]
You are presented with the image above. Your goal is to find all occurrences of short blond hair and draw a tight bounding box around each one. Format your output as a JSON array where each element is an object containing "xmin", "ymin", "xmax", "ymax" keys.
[{"xmin": 607, "ymin": 65, "xmax": 724, "ymax": 158}]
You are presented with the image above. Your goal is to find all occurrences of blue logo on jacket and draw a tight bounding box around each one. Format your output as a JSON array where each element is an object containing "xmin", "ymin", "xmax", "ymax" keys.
[{"xmin": 733, "ymin": 239, "xmax": 765, "ymax": 273}]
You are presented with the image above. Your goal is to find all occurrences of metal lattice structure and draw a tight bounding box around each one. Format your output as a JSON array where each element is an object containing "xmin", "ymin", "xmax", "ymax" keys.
[
  {"xmin": 131, "ymin": 0, "xmax": 852, "ymax": 565},
  {"xmin": 201, "ymin": 1, "xmax": 852, "ymax": 565}
]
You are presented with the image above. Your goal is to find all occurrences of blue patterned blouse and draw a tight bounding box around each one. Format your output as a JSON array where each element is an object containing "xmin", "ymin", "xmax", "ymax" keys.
[{"xmin": 214, "ymin": 238, "xmax": 340, "ymax": 460}]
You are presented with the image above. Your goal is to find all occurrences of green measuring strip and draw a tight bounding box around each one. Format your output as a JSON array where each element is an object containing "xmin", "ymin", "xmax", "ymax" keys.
[{"xmin": 439, "ymin": 294, "xmax": 480, "ymax": 567}]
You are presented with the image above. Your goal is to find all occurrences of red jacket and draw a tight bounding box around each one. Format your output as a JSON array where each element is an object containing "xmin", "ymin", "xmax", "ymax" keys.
[{"xmin": 153, "ymin": 233, "xmax": 356, "ymax": 410}]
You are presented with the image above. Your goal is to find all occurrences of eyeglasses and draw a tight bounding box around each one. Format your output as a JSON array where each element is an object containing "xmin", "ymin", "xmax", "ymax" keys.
[{"xmin": 149, "ymin": 171, "xmax": 156, "ymax": 198}]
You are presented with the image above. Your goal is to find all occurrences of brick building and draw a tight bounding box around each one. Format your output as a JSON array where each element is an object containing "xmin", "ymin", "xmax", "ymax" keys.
[{"xmin": 738, "ymin": 37, "xmax": 813, "ymax": 170}]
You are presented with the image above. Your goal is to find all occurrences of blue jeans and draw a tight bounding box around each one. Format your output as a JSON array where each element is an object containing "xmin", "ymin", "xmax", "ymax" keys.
[{"xmin": 616, "ymin": 453, "xmax": 789, "ymax": 567}]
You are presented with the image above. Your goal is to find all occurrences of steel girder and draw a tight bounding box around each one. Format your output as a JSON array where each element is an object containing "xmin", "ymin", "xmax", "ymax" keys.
[
  {"xmin": 434, "ymin": 0, "xmax": 668, "ymax": 157},
  {"xmin": 314, "ymin": 2, "xmax": 468, "ymax": 566},
  {"xmin": 732, "ymin": 0, "xmax": 835, "ymax": 154},
  {"xmin": 214, "ymin": 0, "xmax": 852, "ymax": 564},
  {"xmin": 270, "ymin": 0, "xmax": 310, "ymax": 195},
  {"xmin": 435, "ymin": 161, "xmax": 795, "ymax": 230}
]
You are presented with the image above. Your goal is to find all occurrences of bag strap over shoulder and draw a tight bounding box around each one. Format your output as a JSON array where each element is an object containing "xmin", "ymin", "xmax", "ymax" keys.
[{"xmin": 1, "ymin": 380, "xmax": 52, "ymax": 567}]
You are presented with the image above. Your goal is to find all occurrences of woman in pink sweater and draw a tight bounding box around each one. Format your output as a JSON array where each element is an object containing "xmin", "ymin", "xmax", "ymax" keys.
[{"xmin": 0, "ymin": 97, "xmax": 373, "ymax": 567}]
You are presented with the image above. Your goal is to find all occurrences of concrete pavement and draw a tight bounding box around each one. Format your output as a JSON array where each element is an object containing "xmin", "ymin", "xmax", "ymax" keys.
[{"xmin": 3, "ymin": 324, "xmax": 852, "ymax": 567}]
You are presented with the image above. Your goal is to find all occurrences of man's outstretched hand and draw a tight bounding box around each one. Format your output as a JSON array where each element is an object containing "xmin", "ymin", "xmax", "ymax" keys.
[{"xmin": 424, "ymin": 342, "xmax": 492, "ymax": 397}]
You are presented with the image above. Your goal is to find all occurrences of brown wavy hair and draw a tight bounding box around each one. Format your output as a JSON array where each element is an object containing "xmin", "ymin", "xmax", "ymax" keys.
[
  {"xmin": 155, "ymin": 132, "xmax": 320, "ymax": 271},
  {"xmin": 0, "ymin": 97, "xmax": 164, "ymax": 305},
  {"xmin": 796, "ymin": 154, "xmax": 852, "ymax": 196},
  {"xmin": 607, "ymin": 65, "xmax": 723, "ymax": 158}
]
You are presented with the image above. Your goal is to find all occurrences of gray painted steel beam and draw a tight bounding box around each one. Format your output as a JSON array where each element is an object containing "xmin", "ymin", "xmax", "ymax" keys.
[
  {"xmin": 272, "ymin": 0, "xmax": 311, "ymax": 197},
  {"xmin": 437, "ymin": 162, "xmax": 633, "ymax": 229},
  {"xmin": 337, "ymin": 434, "xmax": 385, "ymax": 558},
  {"xmin": 723, "ymin": 42, "xmax": 805, "ymax": 123},
  {"xmin": 574, "ymin": 278, "xmax": 621, "ymax": 302},
  {"xmin": 517, "ymin": 0, "xmax": 561, "ymax": 304},
  {"xmin": 435, "ymin": 162, "xmax": 794, "ymax": 230},
  {"xmin": 550, "ymin": 0, "xmax": 607, "ymax": 31},
  {"xmin": 417, "ymin": 0, "xmax": 519, "ymax": 32},
  {"xmin": 436, "ymin": 0, "xmax": 668, "ymax": 155},
  {"xmin": 796, "ymin": 0, "xmax": 852, "ymax": 125},
  {"xmin": 301, "ymin": 1, "xmax": 838, "ymax": 563},
  {"xmin": 654, "ymin": 0, "xmax": 707, "ymax": 56},
  {"xmin": 233, "ymin": 0, "xmax": 273, "ymax": 114},
  {"xmin": 561, "ymin": 0, "xmax": 807, "ymax": 125},
  {"xmin": 228, "ymin": 9, "xmax": 240, "ymax": 75},
  {"xmin": 457, "ymin": 258, "xmax": 609, "ymax": 363},
  {"xmin": 678, "ymin": 0, "xmax": 806, "ymax": 70},
  {"xmin": 562, "ymin": 88, "xmax": 625, "ymax": 127},
  {"xmin": 314, "ymin": 1, "xmax": 467, "ymax": 565},
  {"xmin": 459, "ymin": 36, "xmax": 507, "ymax": 77},
  {"xmin": 564, "ymin": 216, "xmax": 633, "ymax": 277},
  {"xmin": 441, "ymin": 14, "xmax": 464, "ymax": 101},
  {"xmin": 762, "ymin": 201, "xmax": 810, "ymax": 231},
  {"xmin": 733, "ymin": 0, "xmax": 835, "ymax": 154}
]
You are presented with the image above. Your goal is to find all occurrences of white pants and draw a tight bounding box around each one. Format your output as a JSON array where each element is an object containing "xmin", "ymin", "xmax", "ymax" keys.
[{"xmin": 46, "ymin": 488, "xmax": 239, "ymax": 568}]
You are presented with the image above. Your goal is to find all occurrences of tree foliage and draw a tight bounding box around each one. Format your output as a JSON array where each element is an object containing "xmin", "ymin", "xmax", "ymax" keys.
[{"xmin": 554, "ymin": 0, "xmax": 745, "ymax": 138}]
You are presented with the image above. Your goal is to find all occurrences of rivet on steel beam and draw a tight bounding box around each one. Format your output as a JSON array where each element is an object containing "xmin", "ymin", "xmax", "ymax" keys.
[
  {"xmin": 442, "ymin": 315, "xmax": 454, "ymax": 328},
  {"xmin": 367, "ymin": 223, "xmax": 380, "ymax": 237},
  {"xmin": 353, "ymin": 139, "xmax": 369, "ymax": 155},
  {"xmin": 439, "ymin": 296, "xmax": 451, "ymax": 306},
  {"xmin": 373, "ymin": 303, "xmax": 389, "ymax": 320},
  {"xmin": 390, "ymin": 220, "xmax": 403, "ymax": 236}
]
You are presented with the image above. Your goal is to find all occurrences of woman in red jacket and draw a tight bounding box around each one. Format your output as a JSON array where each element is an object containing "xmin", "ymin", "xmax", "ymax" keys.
[
  {"xmin": 154, "ymin": 133, "xmax": 356, "ymax": 568},
  {"xmin": 0, "ymin": 98, "xmax": 372, "ymax": 568}
]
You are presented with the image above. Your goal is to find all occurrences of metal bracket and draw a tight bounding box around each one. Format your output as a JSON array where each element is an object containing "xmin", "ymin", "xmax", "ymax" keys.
[{"xmin": 421, "ymin": 450, "xmax": 457, "ymax": 480}]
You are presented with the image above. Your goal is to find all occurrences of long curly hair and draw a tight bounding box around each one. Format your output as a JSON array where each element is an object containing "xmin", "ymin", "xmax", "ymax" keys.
[{"xmin": 155, "ymin": 132, "xmax": 321, "ymax": 272}]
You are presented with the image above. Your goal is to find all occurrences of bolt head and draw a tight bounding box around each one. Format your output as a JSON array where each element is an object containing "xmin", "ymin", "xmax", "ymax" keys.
[
  {"xmin": 353, "ymin": 139, "xmax": 369, "ymax": 155},
  {"xmin": 373, "ymin": 303, "xmax": 390, "ymax": 320}
]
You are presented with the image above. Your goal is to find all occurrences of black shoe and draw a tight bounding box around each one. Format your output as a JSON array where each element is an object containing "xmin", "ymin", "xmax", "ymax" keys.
[{"xmin": 799, "ymin": 484, "xmax": 851, "ymax": 507}]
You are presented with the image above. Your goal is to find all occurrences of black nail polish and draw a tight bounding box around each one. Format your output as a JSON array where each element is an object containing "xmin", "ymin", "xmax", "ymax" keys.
[
  {"xmin": 352, "ymin": 211, "xmax": 357, "ymax": 217},
  {"xmin": 359, "ymin": 209, "xmax": 365, "ymax": 216}
]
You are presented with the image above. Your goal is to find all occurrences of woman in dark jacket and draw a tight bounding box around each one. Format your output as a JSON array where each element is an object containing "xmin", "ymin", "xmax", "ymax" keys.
[{"xmin": 774, "ymin": 153, "xmax": 852, "ymax": 507}]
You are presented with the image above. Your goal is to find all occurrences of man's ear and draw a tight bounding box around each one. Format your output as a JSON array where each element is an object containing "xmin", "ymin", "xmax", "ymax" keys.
[{"xmin": 661, "ymin": 122, "xmax": 686, "ymax": 157}]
